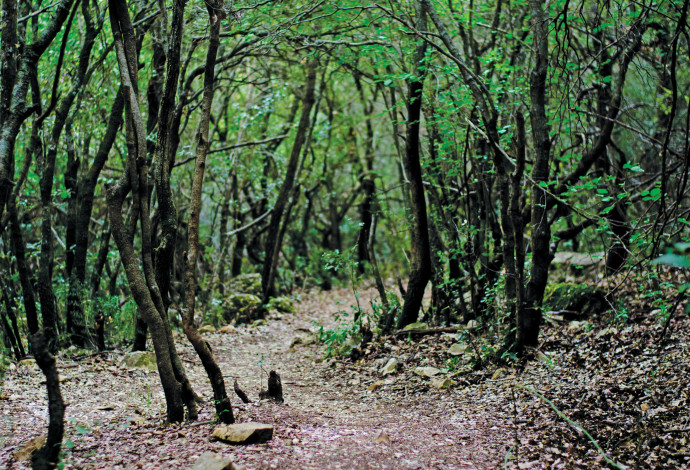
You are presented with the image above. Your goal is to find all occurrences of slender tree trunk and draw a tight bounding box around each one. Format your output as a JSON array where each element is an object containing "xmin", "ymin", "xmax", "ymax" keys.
[
  {"xmin": 397, "ymin": 0, "xmax": 432, "ymax": 329},
  {"xmin": 518, "ymin": 0, "xmax": 551, "ymax": 352},
  {"xmin": 261, "ymin": 59, "xmax": 318, "ymax": 302},
  {"xmin": 29, "ymin": 330, "xmax": 64, "ymax": 470},
  {"xmin": 182, "ymin": 3, "xmax": 233, "ymax": 424}
]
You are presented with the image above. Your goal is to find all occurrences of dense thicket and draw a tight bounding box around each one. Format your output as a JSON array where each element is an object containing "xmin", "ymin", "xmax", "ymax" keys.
[{"xmin": 1, "ymin": 0, "xmax": 689, "ymax": 424}]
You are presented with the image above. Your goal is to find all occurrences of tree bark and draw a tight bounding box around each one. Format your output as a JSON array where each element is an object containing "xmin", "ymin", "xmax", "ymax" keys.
[
  {"xmin": 397, "ymin": 0, "xmax": 432, "ymax": 329},
  {"xmin": 108, "ymin": 0, "xmax": 186, "ymax": 422},
  {"xmin": 29, "ymin": 330, "xmax": 64, "ymax": 470},
  {"xmin": 518, "ymin": 0, "xmax": 551, "ymax": 352},
  {"xmin": 261, "ymin": 59, "xmax": 318, "ymax": 302},
  {"xmin": 182, "ymin": 2, "xmax": 233, "ymax": 424}
]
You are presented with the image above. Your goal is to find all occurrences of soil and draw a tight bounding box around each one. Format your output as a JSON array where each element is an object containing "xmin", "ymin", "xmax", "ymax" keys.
[{"xmin": 1, "ymin": 284, "xmax": 688, "ymax": 469}]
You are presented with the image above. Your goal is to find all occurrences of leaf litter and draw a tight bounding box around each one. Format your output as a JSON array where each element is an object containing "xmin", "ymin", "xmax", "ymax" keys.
[{"xmin": 0, "ymin": 280, "xmax": 688, "ymax": 469}]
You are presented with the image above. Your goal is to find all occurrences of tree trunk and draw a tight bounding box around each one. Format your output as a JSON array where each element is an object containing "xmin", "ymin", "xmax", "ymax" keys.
[
  {"xmin": 518, "ymin": 0, "xmax": 551, "ymax": 352},
  {"xmin": 29, "ymin": 330, "xmax": 64, "ymax": 470},
  {"xmin": 397, "ymin": 0, "xmax": 432, "ymax": 329},
  {"xmin": 261, "ymin": 59, "xmax": 318, "ymax": 302},
  {"xmin": 182, "ymin": 3, "xmax": 233, "ymax": 424},
  {"xmin": 108, "ymin": 0, "xmax": 186, "ymax": 422}
]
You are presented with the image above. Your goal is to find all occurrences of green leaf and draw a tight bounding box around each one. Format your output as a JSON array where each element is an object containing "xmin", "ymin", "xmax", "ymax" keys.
[{"xmin": 651, "ymin": 254, "xmax": 690, "ymax": 268}]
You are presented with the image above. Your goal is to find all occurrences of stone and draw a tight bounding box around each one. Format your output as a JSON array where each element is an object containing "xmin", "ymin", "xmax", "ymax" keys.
[
  {"xmin": 218, "ymin": 325, "xmax": 236, "ymax": 334},
  {"xmin": 466, "ymin": 320, "xmax": 479, "ymax": 330},
  {"xmin": 120, "ymin": 351, "xmax": 157, "ymax": 372},
  {"xmin": 447, "ymin": 343, "xmax": 468, "ymax": 356},
  {"xmin": 542, "ymin": 283, "xmax": 608, "ymax": 320},
  {"xmin": 227, "ymin": 274, "xmax": 262, "ymax": 296},
  {"xmin": 430, "ymin": 377, "xmax": 456, "ymax": 390},
  {"xmin": 19, "ymin": 358, "xmax": 36, "ymax": 367},
  {"xmin": 402, "ymin": 322, "xmax": 428, "ymax": 331},
  {"xmin": 552, "ymin": 251, "xmax": 604, "ymax": 267},
  {"xmin": 414, "ymin": 366, "xmax": 440, "ymax": 378},
  {"xmin": 381, "ymin": 358, "xmax": 398, "ymax": 375},
  {"xmin": 267, "ymin": 296, "xmax": 295, "ymax": 314},
  {"xmin": 221, "ymin": 293, "xmax": 261, "ymax": 324},
  {"xmin": 289, "ymin": 334, "xmax": 318, "ymax": 349},
  {"xmin": 199, "ymin": 325, "xmax": 216, "ymax": 334},
  {"xmin": 212, "ymin": 423, "xmax": 274, "ymax": 445},
  {"xmin": 191, "ymin": 452, "xmax": 235, "ymax": 470}
]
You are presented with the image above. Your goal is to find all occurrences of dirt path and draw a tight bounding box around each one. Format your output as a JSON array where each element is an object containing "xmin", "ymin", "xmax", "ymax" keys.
[{"xmin": 1, "ymin": 288, "xmax": 519, "ymax": 469}]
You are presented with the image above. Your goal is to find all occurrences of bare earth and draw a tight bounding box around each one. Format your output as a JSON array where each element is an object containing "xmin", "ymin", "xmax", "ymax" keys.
[{"xmin": 0, "ymin": 287, "xmax": 525, "ymax": 469}]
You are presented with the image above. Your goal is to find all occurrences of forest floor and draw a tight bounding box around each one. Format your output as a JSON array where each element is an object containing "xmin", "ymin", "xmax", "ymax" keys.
[{"xmin": 1, "ymin": 282, "xmax": 689, "ymax": 469}]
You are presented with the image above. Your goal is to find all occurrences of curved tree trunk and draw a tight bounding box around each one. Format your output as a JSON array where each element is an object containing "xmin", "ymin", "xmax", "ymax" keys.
[
  {"xmin": 261, "ymin": 59, "xmax": 318, "ymax": 302},
  {"xmin": 182, "ymin": 2, "xmax": 233, "ymax": 424},
  {"xmin": 397, "ymin": 0, "xmax": 432, "ymax": 329}
]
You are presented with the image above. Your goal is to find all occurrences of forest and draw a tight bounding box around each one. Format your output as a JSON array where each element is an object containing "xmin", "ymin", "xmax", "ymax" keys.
[{"xmin": 0, "ymin": 0, "xmax": 689, "ymax": 467}]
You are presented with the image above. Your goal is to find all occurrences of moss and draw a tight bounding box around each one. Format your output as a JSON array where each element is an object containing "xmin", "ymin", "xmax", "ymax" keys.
[
  {"xmin": 227, "ymin": 274, "xmax": 262, "ymax": 296},
  {"xmin": 222, "ymin": 293, "xmax": 261, "ymax": 324},
  {"xmin": 543, "ymin": 283, "xmax": 608, "ymax": 319},
  {"xmin": 267, "ymin": 296, "xmax": 294, "ymax": 314}
]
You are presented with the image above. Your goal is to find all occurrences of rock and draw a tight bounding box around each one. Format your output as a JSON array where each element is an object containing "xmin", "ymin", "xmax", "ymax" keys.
[
  {"xmin": 402, "ymin": 322, "xmax": 428, "ymax": 331},
  {"xmin": 221, "ymin": 293, "xmax": 261, "ymax": 324},
  {"xmin": 552, "ymin": 251, "xmax": 604, "ymax": 267},
  {"xmin": 466, "ymin": 320, "xmax": 479, "ymax": 330},
  {"xmin": 191, "ymin": 452, "xmax": 235, "ymax": 470},
  {"xmin": 267, "ymin": 296, "xmax": 295, "ymax": 314},
  {"xmin": 375, "ymin": 431, "xmax": 391, "ymax": 444},
  {"xmin": 227, "ymin": 274, "xmax": 262, "ymax": 296},
  {"xmin": 543, "ymin": 283, "xmax": 608, "ymax": 320},
  {"xmin": 19, "ymin": 358, "xmax": 36, "ymax": 367},
  {"xmin": 14, "ymin": 435, "xmax": 45, "ymax": 461},
  {"xmin": 199, "ymin": 325, "xmax": 216, "ymax": 334},
  {"xmin": 289, "ymin": 334, "xmax": 318, "ymax": 349},
  {"xmin": 120, "ymin": 351, "xmax": 157, "ymax": 372},
  {"xmin": 212, "ymin": 423, "xmax": 273, "ymax": 445},
  {"xmin": 414, "ymin": 366, "xmax": 440, "ymax": 378},
  {"xmin": 381, "ymin": 358, "xmax": 398, "ymax": 375},
  {"xmin": 218, "ymin": 325, "xmax": 236, "ymax": 334},
  {"xmin": 447, "ymin": 343, "xmax": 468, "ymax": 356},
  {"xmin": 430, "ymin": 377, "xmax": 456, "ymax": 390}
]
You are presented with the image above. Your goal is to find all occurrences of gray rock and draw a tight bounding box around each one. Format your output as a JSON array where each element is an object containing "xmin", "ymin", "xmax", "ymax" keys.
[
  {"xmin": 120, "ymin": 351, "xmax": 157, "ymax": 372},
  {"xmin": 447, "ymin": 343, "xmax": 468, "ymax": 356},
  {"xmin": 414, "ymin": 366, "xmax": 440, "ymax": 378},
  {"xmin": 212, "ymin": 422, "xmax": 274, "ymax": 445},
  {"xmin": 381, "ymin": 357, "xmax": 398, "ymax": 375},
  {"xmin": 191, "ymin": 452, "xmax": 235, "ymax": 470}
]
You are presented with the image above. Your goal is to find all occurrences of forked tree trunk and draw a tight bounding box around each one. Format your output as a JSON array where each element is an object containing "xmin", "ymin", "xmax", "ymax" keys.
[{"xmin": 108, "ymin": 0, "xmax": 188, "ymax": 422}]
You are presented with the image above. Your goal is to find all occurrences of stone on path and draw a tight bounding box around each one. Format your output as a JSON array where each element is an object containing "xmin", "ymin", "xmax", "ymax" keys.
[
  {"xmin": 447, "ymin": 343, "xmax": 468, "ymax": 356},
  {"xmin": 430, "ymin": 377, "xmax": 456, "ymax": 390},
  {"xmin": 381, "ymin": 357, "xmax": 398, "ymax": 375},
  {"xmin": 212, "ymin": 423, "xmax": 274, "ymax": 445},
  {"xmin": 120, "ymin": 351, "xmax": 157, "ymax": 372},
  {"xmin": 414, "ymin": 366, "xmax": 440, "ymax": 378},
  {"xmin": 191, "ymin": 452, "xmax": 235, "ymax": 470}
]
